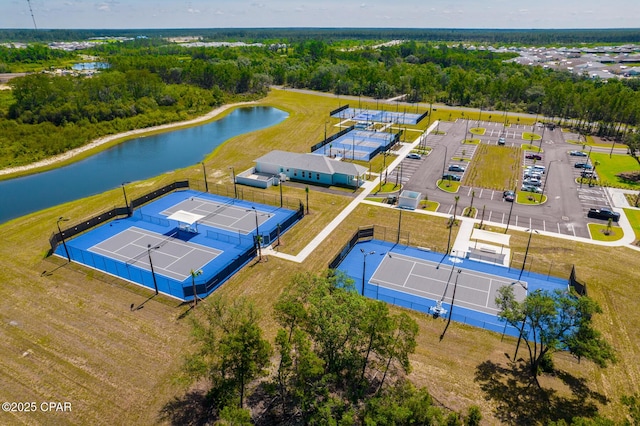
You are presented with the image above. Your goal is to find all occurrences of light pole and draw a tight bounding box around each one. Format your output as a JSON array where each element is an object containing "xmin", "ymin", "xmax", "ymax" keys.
[
  {"xmin": 147, "ymin": 244, "xmax": 160, "ymax": 295},
  {"xmin": 56, "ymin": 217, "xmax": 70, "ymax": 262},
  {"xmin": 251, "ymin": 207, "xmax": 262, "ymax": 261},
  {"xmin": 121, "ymin": 182, "xmax": 130, "ymax": 216},
  {"xmin": 360, "ymin": 249, "xmax": 375, "ymax": 295},
  {"xmin": 396, "ymin": 209, "xmax": 403, "ymax": 244},
  {"xmin": 505, "ymin": 180, "xmax": 517, "ymax": 234},
  {"xmin": 201, "ymin": 162, "xmax": 209, "ymax": 193},
  {"xmin": 513, "ymin": 228, "xmax": 538, "ymax": 359},
  {"xmin": 539, "ymin": 160, "xmax": 559, "ymax": 203},
  {"xmin": 229, "ymin": 167, "xmax": 237, "ymax": 198},
  {"xmin": 190, "ymin": 269, "xmax": 203, "ymax": 307}
]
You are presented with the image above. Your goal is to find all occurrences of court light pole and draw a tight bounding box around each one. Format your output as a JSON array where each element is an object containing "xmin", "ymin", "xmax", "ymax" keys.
[
  {"xmin": 229, "ymin": 167, "xmax": 237, "ymax": 198},
  {"xmin": 147, "ymin": 244, "xmax": 160, "ymax": 295},
  {"xmin": 397, "ymin": 209, "xmax": 403, "ymax": 244},
  {"xmin": 200, "ymin": 162, "xmax": 209, "ymax": 193},
  {"xmin": 190, "ymin": 269, "xmax": 203, "ymax": 308},
  {"xmin": 504, "ymin": 180, "xmax": 517, "ymax": 234},
  {"xmin": 121, "ymin": 182, "xmax": 130, "ymax": 217},
  {"xmin": 539, "ymin": 160, "xmax": 559, "ymax": 203},
  {"xmin": 360, "ymin": 249, "xmax": 375, "ymax": 296},
  {"xmin": 512, "ymin": 228, "xmax": 537, "ymax": 360},
  {"xmin": 251, "ymin": 207, "xmax": 262, "ymax": 261},
  {"xmin": 56, "ymin": 216, "xmax": 70, "ymax": 262}
]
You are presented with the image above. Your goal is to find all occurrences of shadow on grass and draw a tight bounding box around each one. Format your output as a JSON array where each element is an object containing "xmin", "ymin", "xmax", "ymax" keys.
[
  {"xmin": 159, "ymin": 389, "xmax": 215, "ymax": 426},
  {"xmin": 474, "ymin": 360, "xmax": 607, "ymax": 425}
]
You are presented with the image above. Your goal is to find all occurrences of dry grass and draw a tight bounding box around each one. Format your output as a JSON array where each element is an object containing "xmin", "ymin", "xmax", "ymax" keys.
[
  {"xmin": 464, "ymin": 144, "xmax": 521, "ymax": 191},
  {"xmin": 1, "ymin": 90, "xmax": 639, "ymax": 424}
]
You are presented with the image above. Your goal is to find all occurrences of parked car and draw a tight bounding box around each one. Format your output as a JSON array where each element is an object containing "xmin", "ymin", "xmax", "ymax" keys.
[
  {"xmin": 526, "ymin": 165, "xmax": 546, "ymax": 174},
  {"xmin": 521, "ymin": 185, "xmax": 542, "ymax": 193},
  {"xmin": 503, "ymin": 190, "xmax": 515, "ymax": 202},
  {"xmin": 525, "ymin": 153, "xmax": 543, "ymax": 160},
  {"xmin": 522, "ymin": 178, "xmax": 542, "ymax": 187},
  {"xmin": 587, "ymin": 207, "xmax": 620, "ymax": 222},
  {"xmin": 523, "ymin": 171, "xmax": 542, "ymax": 179},
  {"xmin": 406, "ymin": 153, "xmax": 422, "ymax": 160},
  {"xmin": 448, "ymin": 164, "xmax": 466, "ymax": 172},
  {"xmin": 575, "ymin": 162, "xmax": 593, "ymax": 169},
  {"xmin": 498, "ymin": 137, "xmax": 506, "ymax": 145},
  {"xmin": 569, "ymin": 150, "xmax": 588, "ymax": 157},
  {"xmin": 581, "ymin": 170, "xmax": 596, "ymax": 178},
  {"xmin": 442, "ymin": 173, "xmax": 461, "ymax": 182}
]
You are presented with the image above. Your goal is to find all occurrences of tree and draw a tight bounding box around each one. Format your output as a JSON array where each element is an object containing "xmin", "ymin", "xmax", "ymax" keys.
[
  {"xmin": 496, "ymin": 287, "xmax": 616, "ymax": 387},
  {"xmin": 185, "ymin": 296, "xmax": 272, "ymax": 412},
  {"xmin": 453, "ymin": 195, "xmax": 460, "ymax": 223}
]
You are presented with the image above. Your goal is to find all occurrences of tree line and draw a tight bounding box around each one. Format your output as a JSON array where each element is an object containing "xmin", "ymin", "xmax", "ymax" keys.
[{"xmin": 2, "ymin": 28, "xmax": 640, "ymax": 44}]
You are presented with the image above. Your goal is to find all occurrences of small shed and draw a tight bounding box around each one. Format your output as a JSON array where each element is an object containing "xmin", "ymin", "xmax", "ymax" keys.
[{"xmin": 398, "ymin": 190, "xmax": 421, "ymax": 210}]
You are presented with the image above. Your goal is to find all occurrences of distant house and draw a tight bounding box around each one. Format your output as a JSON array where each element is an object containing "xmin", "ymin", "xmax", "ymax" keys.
[{"xmin": 237, "ymin": 150, "xmax": 368, "ymax": 189}]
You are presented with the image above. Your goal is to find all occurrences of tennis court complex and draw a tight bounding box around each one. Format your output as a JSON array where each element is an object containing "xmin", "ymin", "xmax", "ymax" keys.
[
  {"xmin": 371, "ymin": 252, "xmax": 526, "ymax": 316},
  {"xmin": 332, "ymin": 107, "xmax": 425, "ymax": 125},
  {"xmin": 312, "ymin": 128, "xmax": 396, "ymax": 161},
  {"xmin": 56, "ymin": 189, "xmax": 302, "ymax": 301},
  {"xmin": 89, "ymin": 227, "xmax": 222, "ymax": 281},
  {"xmin": 162, "ymin": 197, "xmax": 272, "ymax": 234},
  {"xmin": 336, "ymin": 239, "xmax": 568, "ymax": 337}
]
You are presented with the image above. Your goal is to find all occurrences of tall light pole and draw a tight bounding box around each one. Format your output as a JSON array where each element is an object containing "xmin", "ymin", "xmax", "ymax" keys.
[
  {"xmin": 121, "ymin": 182, "xmax": 131, "ymax": 216},
  {"xmin": 513, "ymin": 228, "xmax": 538, "ymax": 359},
  {"xmin": 539, "ymin": 160, "xmax": 559, "ymax": 203},
  {"xmin": 505, "ymin": 180, "xmax": 518, "ymax": 234},
  {"xmin": 229, "ymin": 167, "xmax": 237, "ymax": 198},
  {"xmin": 190, "ymin": 269, "xmax": 203, "ymax": 307},
  {"xmin": 56, "ymin": 217, "xmax": 70, "ymax": 262},
  {"xmin": 360, "ymin": 249, "xmax": 375, "ymax": 295},
  {"xmin": 397, "ymin": 209, "xmax": 403, "ymax": 244},
  {"xmin": 147, "ymin": 244, "xmax": 160, "ymax": 295},
  {"xmin": 201, "ymin": 162, "xmax": 209, "ymax": 193},
  {"xmin": 251, "ymin": 207, "xmax": 262, "ymax": 261}
]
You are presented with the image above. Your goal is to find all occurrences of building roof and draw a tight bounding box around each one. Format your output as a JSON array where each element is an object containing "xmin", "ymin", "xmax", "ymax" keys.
[{"xmin": 256, "ymin": 150, "xmax": 368, "ymax": 176}]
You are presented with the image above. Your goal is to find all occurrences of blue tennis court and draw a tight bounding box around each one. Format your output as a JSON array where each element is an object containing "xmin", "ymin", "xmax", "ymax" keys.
[
  {"xmin": 331, "ymin": 107, "xmax": 424, "ymax": 125},
  {"xmin": 55, "ymin": 190, "xmax": 301, "ymax": 301},
  {"xmin": 336, "ymin": 240, "xmax": 568, "ymax": 338},
  {"xmin": 312, "ymin": 128, "xmax": 396, "ymax": 161}
]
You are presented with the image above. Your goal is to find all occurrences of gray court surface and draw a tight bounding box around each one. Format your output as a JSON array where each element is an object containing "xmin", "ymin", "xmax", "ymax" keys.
[
  {"xmin": 89, "ymin": 227, "xmax": 222, "ymax": 281},
  {"xmin": 370, "ymin": 253, "xmax": 527, "ymax": 315},
  {"xmin": 161, "ymin": 197, "xmax": 273, "ymax": 234}
]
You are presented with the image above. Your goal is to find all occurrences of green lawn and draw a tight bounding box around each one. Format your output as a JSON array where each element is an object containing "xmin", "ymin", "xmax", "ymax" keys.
[
  {"xmin": 437, "ymin": 179, "xmax": 460, "ymax": 192},
  {"xmin": 522, "ymin": 132, "xmax": 542, "ymax": 141},
  {"xmin": 463, "ymin": 144, "xmax": 521, "ymax": 190},
  {"xmin": 517, "ymin": 192, "xmax": 546, "ymax": 204},
  {"xmin": 470, "ymin": 127, "xmax": 486, "ymax": 135},
  {"xmin": 521, "ymin": 143, "xmax": 542, "ymax": 152},
  {"xmin": 463, "ymin": 138, "xmax": 481, "ymax": 144},
  {"xmin": 623, "ymin": 208, "xmax": 640, "ymax": 242},
  {"xmin": 588, "ymin": 223, "xmax": 624, "ymax": 241},
  {"xmin": 590, "ymin": 153, "xmax": 640, "ymax": 189}
]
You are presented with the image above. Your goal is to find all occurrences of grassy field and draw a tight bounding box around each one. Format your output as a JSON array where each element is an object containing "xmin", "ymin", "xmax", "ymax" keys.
[
  {"xmin": 590, "ymin": 153, "xmax": 640, "ymax": 190},
  {"xmin": 1, "ymin": 89, "xmax": 640, "ymax": 424},
  {"xmin": 623, "ymin": 208, "xmax": 640, "ymax": 243},
  {"xmin": 463, "ymin": 144, "xmax": 521, "ymax": 190}
]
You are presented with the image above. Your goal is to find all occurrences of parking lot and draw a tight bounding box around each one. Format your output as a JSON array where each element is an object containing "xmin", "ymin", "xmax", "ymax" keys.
[{"xmin": 401, "ymin": 119, "xmax": 617, "ymax": 239}]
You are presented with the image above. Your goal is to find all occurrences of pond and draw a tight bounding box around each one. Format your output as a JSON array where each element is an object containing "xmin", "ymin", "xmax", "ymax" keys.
[{"xmin": 0, "ymin": 106, "xmax": 288, "ymax": 224}]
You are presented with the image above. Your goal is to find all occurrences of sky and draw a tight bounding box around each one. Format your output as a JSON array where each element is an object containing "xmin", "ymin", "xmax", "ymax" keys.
[{"xmin": 2, "ymin": 0, "xmax": 640, "ymax": 30}]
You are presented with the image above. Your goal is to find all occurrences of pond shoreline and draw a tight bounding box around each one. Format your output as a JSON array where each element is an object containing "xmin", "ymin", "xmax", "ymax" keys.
[{"xmin": 0, "ymin": 100, "xmax": 256, "ymax": 178}]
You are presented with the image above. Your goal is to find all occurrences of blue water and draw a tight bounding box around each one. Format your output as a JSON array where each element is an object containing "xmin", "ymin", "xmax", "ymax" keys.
[
  {"xmin": 72, "ymin": 62, "xmax": 110, "ymax": 70},
  {"xmin": 0, "ymin": 107, "xmax": 288, "ymax": 224}
]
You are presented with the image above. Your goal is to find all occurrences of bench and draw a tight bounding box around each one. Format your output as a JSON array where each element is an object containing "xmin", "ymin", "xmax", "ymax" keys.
[{"xmin": 479, "ymin": 247, "xmax": 497, "ymax": 254}]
